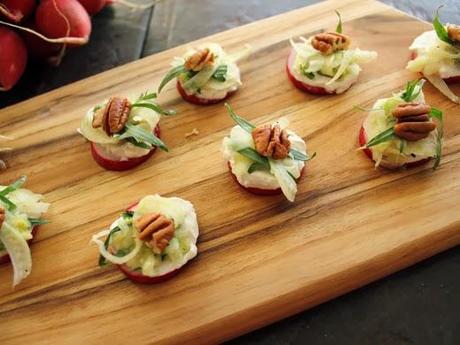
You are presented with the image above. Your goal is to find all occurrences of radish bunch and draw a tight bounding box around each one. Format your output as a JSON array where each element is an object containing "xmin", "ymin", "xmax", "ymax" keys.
[{"xmin": 0, "ymin": 0, "xmax": 111, "ymax": 91}]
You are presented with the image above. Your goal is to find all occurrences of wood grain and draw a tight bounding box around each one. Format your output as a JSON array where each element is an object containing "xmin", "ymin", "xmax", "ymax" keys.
[{"xmin": 1, "ymin": 0, "xmax": 460, "ymax": 344}]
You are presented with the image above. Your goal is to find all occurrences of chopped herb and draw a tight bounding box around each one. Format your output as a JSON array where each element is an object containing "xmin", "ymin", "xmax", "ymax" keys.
[
  {"xmin": 429, "ymin": 107, "xmax": 444, "ymax": 169},
  {"xmin": 161, "ymin": 253, "xmax": 168, "ymax": 261},
  {"xmin": 158, "ymin": 65, "xmax": 187, "ymax": 93},
  {"xmin": 125, "ymin": 137, "xmax": 151, "ymax": 149},
  {"xmin": 93, "ymin": 105, "xmax": 103, "ymax": 112},
  {"xmin": 118, "ymin": 124, "xmax": 168, "ymax": 152},
  {"xmin": 248, "ymin": 162, "xmax": 270, "ymax": 174},
  {"xmin": 237, "ymin": 148, "xmax": 270, "ymax": 169},
  {"xmin": 212, "ymin": 65, "xmax": 227, "ymax": 82},
  {"xmin": 131, "ymin": 102, "xmax": 176, "ymax": 116},
  {"xmin": 335, "ymin": 10, "xmax": 343, "ymax": 34},
  {"xmin": 225, "ymin": 103, "xmax": 256, "ymax": 133},
  {"xmin": 122, "ymin": 211, "xmax": 134, "ymax": 224},
  {"xmin": 29, "ymin": 218, "xmax": 49, "ymax": 226},
  {"xmin": 365, "ymin": 127, "xmax": 396, "ymax": 148},
  {"xmin": 289, "ymin": 149, "xmax": 316, "ymax": 161},
  {"xmin": 305, "ymin": 71, "xmax": 315, "ymax": 79},
  {"xmin": 433, "ymin": 6, "xmax": 454, "ymax": 45},
  {"xmin": 401, "ymin": 79, "xmax": 425, "ymax": 102},
  {"xmin": 136, "ymin": 91, "xmax": 157, "ymax": 102},
  {"xmin": 98, "ymin": 226, "xmax": 122, "ymax": 266},
  {"xmin": 399, "ymin": 139, "xmax": 406, "ymax": 154}
]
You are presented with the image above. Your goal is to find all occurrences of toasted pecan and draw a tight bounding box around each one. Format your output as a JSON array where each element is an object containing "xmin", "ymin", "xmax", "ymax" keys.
[
  {"xmin": 392, "ymin": 102, "xmax": 436, "ymax": 141},
  {"xmin": 311, "ymin": 32, "xmax": 351, "ymax": 55},
  {"xmin": 134, "ymin": 213, "xmax": 175, "ymax": 254},
  {"xmin": 184, "ymin": 48, "xmax": 215, "ymax": 71},
  {"xmin": 252, "ymin": 124, "xmax": 291, "ymax": 160},
  {"xmin": 92, "ymin": 97, "xmax": 131, "ymax": 136}
]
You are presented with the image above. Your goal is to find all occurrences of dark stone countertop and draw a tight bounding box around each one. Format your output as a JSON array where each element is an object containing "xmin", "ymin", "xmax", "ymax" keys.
[{"xmin": 1, "ymin": 1, "xmax": 459, "ymax": 344}]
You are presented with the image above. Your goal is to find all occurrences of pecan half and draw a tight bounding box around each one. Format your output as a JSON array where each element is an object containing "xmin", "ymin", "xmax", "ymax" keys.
[
  {"xmin": 392, "ymin": 103, "xmax": 436, "ymax": 141},
  {"xmin": 447, "ymin": 24, "xmax": 460, "ymax": 44},
  {"xmin": 184, "ymin": 48, "xmax": 215, "ymax": 71},
  {"xmin": 92, "ymin": 97, "xmax": 131, "ymax": 136},
  {"xmin": 0, "ymin": 207, "xmax": 4, "ymax": 229},
  {"xmin": 311, "ymin": 32, "xmax": 351, "ymax": 55},
  {"xmin": 252, "ymin": 124, "xmax": 291, "ymax": 160},
  {"xmin": 134, "ymin": 213, "xmax": 175, "ymax": 254}
]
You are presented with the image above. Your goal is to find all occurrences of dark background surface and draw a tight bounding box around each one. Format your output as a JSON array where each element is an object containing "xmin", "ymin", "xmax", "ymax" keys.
[{"xmin": 1, "ymin": 0, "xmax": 460, "ymax": 344}]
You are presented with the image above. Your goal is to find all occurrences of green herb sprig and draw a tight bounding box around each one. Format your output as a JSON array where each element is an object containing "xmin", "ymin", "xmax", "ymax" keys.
[
  {"xmin": 364, "ymin": 127, "xmax": 396, "ymax": 148},
  {"xmin": 0, "ymin": 176, "xmax": 27, "ymax": 211},
  {"xmin": 158, "ymin": 65, "xmax": 187, "ymax": 93},
  {"xmin": 28, "ymin": 218, "xmax": 49, "ymax": 226},
  {"xmin": 401, "ymin": 79, "xmax": 425, "ymax": 102},
  {"xmin": 224, "ymin": 103, "xmax": 256, "ymax": 133},
  {"xmin": 212, "ymin": 65, "xmax": 228, "ymax": 82},
  {"xmin": 118, "ymin": 124, "xmax": 168, "ymax": 152},
  {"xmin": 335, "ymin": 10, "xmax": 343, "ymax": 34},
  {"xmin": 131, "ymin": 91, "xmax": 176, "ymax": 116},
  {"xmin": 433, "ymin": 6, "xmax": 454, "ymax": 45},
  {"xmin": 429, "ymin": 107, "xmax": 444, "ymax": 169}
]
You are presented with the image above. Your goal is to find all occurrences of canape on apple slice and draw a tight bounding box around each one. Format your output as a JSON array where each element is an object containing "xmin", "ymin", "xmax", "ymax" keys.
[
  {"xmin": 79, "ymin": 91, "xmax": 174, "ymax": 171},
  {"xmin": 91, "ymin": 195, "xmax": 199, "ymax": 284},
  {"xmin": 158, "ymin": 43, "xmax": 250, "ymax": 105},
  {"xmin": 287, "ymin": 11, "xmax": 377, "ymax": 95},
  {"xmin": 0, "ymin": 176, "xmax": 49, "ymax": 287},
  {"xmin": 222, "ymin": 104, "xmax": 315, "ymax": 202},
  {"xmin": 407, "ymin": 7, "xmax": 460, "ymax": 103},
  {"xmin": 359, "ymin": 79, "xmax": 444, "ymax": 170}
]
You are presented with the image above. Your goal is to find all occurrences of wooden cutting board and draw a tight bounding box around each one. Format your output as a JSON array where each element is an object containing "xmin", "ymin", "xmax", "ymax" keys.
[{"xmin": 1, "ymin": 0, "xmax": 459, "ymax": 343}]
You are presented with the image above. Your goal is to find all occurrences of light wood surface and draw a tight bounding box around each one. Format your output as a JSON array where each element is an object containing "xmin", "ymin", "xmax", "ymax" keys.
[{"xmin": 1, "ymin": 0, "xmax": 460, "ymax": 344}]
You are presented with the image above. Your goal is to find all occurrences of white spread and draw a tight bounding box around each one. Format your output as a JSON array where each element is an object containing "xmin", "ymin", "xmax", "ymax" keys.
[
  {"xmin": 79, "ymin": 99, "xmax": 160, "ymax": 160},
  {"xmin": 362, "ymin": 92, "xmax": 438, "ymax": 169},
  {"xmin": 174, "ymin": 43, "xmax": 243, "ymax": 100},
  {"xmin": 97, "ymin": 195, "xmax": 199, "ymax": 278},
  {"xmin": 408, "ymin": 30, "xmax": 460, "ymax": 79},
  {"xmin": 222, "ymin": 124, "xmax": 307, "ymax": 192},
  {"xmin": 289, "ymin": 37, "xmax": 377, "ymax": 94}
]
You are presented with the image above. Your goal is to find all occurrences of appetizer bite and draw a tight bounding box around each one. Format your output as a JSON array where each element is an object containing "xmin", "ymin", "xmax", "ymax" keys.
[
  {"xmin": 222, "ymin": 103, "xmax": 315, "ymax": 202},
  {"xmin": 0, "ymin": 176, "xmax": 49, "ymax": 287},
  {"xmin": 91, "ymin": 194, "xmax": 199, "ymax": 284},
  {"xmin": 158, "ymin": 43, "xmax": 249, "ymax": 105},
  {"xmin": 359, "ymin": 79, "xmax": 444, "ymax": 169},
  {"xmin": 287, "ymin": 12, "xmax": 377, "ymax": 95},
  {"xmin": 407, "ymin": 7, "xmax": 460, "ymax": 103},
  {"xmin": 79, "ymin": 91, "xmax": 174, "ymax": 171}
]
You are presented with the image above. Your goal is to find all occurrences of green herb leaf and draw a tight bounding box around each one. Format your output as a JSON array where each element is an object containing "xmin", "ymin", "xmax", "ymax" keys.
[
  {"xmin": 212, "ymin": 65, "xmax": 227, "ymax": 82},
  {"xmin": 28, "ymin": 218, "xmax": 49, "ymax": 226},
  {"xmin": 237, "ymin": 147, "xmax": 270, "ymax": 169},
  {"xmin": 401, "ymin": 79, "xmax": 425, "ymax": 102},
  {"xmin": 125, "ymin": 137, "xmax": 151, "ymax": 149},
  {"xmin": 99, "ymin": 227, "xmax": 122, "ymax": 267},
  {"xmin": 93, "ymin": 104, "xmax": 103, "ymax": 112},
  {"xmin": 136, "ymin": 91, "xmax": 157, "ymax": 102},
  {"xmin": 158, "ymin": 65, "xmax": 187, "ymax": 93},
  {"xmin": 433, "ymin": 6, "xmax": 454, "ymax": 45},
  {"xmin": 119, "ymin": 124, "xmax": 168, "ymax": 152},
  {"xmin": 225, "ymin": 103, "xmax": 255, "ymax": 133},
  {"xmin": 289, "ymin": 149, "xmax": 316, "ymax": 161},
  {"xmin": 399, "ymin": 139, "xmax": 406, "ymax": 154},
  {"xmin": 305, "ymin": 71, "xmax": 315, "ymax": 80},
  {"xmin": 0, "ymin": 176, "xmax": 26, "ymax": 197},
  {"xmin": 132, "ymin": 102, "xmax": 176, "ymax": 116},
  {"xmin": 248, "ymin": 162, "xmax": 270, "ymax": 174},
  {"xmin": 335, "ymin": 10, "xmax": 343, "ymax": 34},
  {"xmin": 365, "ymin": 127, "xmax": 396, "ymax": 148},
  {"xmin": 429, "ymin": 107, "xmax": 444, "ymax": 170},
  {"xmin": 0, "ymin": 195, "xmax": 16, "ymax": 211}
]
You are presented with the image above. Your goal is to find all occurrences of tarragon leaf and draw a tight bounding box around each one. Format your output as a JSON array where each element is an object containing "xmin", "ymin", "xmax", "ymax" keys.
[
  {"xmin": 28, "ymin": 218, "xmax": 49, "ymax": 226},
  {"xmin": 429, "ymin": 107, "xmax": 444, "ymax": 170},
  {"xmin": 132, "ymin": 102, "xmax": 176, "ymax": 116},
  {"xmin": 365, "ymin": 127, "xmax": 396, "ymax": 148},
  {"xmin": 212, "ymin": 65, "xmax": 227, "ymax": 82},
  {"xmin": 0, "ymin": 176, "xmax": 26, "ymax": 197},
  {"xmin": 433, "ymin": 6, "xmax": 454, "ymax": 45},
  {"xmin": 401, "ymin": 79, "xmax": 425, "ymax": 102},
  {"xmin": 225, "ymin": 103, "xmax": 255, "ymax": 133},
  {"xmin": 119, "ymin": 124, "xmax": 168, "ymax": 152},
  {"xmin": 248, "ymin": 162, "xmax": 269, "ymax": 174},
  {"xmin": 289, "ymin": 149, "xmax": 316, "ymax": 161},
  {"xmin": 335, "ymin": 10, "xmax": 343, "ymax": 34},
  {"xmin": 158, "ymin": 65, "xmax": 187, "ymax": 93},
  {"xmin": 237, "ymin": 148, "xmax": 270, "ymax": 169}
]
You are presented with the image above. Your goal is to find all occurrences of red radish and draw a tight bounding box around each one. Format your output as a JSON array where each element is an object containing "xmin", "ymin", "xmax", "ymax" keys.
[
  {"xmin": 227, "ymin": 161, "xmax": 305, "ymax": 196},
  {"xmin": 76, "ymin": 0, "xmax": 107, "ymax": 15},
  {"xmin": 0, "ymin": 226, "xmax": 38, "ymax": 265},
  {"xmin": 35, "ymin": 0, "xmax": 91, "ymax": 44},
  {"xmin": 0, "ymin": 0, "xmax": 36, "ymax": 23},
  {"xmin": 0, "ymin": 26, "xmax": 27, "ymax": 91},
  {"xmin": 90, "ymin": 125, "xmax": 161, "ymax": 171},
  {"xmin": 22, "ymin": 23, "xmax": 63, "ymax": 63},
  {"xmin": 358, "ymin": 125, "xmax": 430, "ymax": 169},
  {"xmin": 176, "ymin": 80, "xmax": 236, "ymax": 105}
]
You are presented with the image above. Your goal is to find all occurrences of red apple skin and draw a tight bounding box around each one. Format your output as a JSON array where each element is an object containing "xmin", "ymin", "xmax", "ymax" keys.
[
  {"xmin": 286, "ymin": 49, "xmax": 355, "ymax": 95},
  {"xmin": 90, "ymin": 125, "xmax": 160, "ymax": 171},
  {"xmin": 358, "ymin": 125, "xmax": 430, "ymax": 169},
  {"xmin": 0, "ymin": 226, "xmax": 39, "ymax": 264},
  {"xmin": 112, "ymin": 202, "xmax": 185, "ymax": 284},
  {"xmin": 410, "ymin": 51, "xmax": 460, "ymax": 84},
  {"xmin": 176, "ymin": 80, "xmax": 236, "ymax": 105},
  {"xmin": 227, "ymin": 161, "xmax": 306, "ymax": 196}
]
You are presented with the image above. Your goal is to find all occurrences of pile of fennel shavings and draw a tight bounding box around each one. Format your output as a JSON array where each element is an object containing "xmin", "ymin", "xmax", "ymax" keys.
[
  {"xmin": 290, "ymin": 11, "xmax": 377, "ymax": 85},
  {"xmin": 224, "ymin": 103, "xmax": 316, "ymax": 202},
  {"xmin": 0, "ymin": 176, "xmax": 49, "ymax": 287},
  {"xmin": 157, "ymin": 43, "xmax": 250, "ymax": 94},
  {"xmin": 360, "ymin": 79, "xmax": 444, "ymax": 170},
  {"xmin": 95, "ymin": 91, "xmax": 174, "ymax": 152},
  {"xmin": 407, "ymin": 7, "xmax": 460, "ymax": 103}
]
